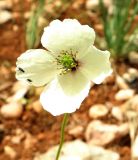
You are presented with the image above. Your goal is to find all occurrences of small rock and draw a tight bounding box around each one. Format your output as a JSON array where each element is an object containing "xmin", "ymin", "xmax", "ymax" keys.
[
  {"xmin": 11, "ymin": 136, "xmax": 22, "ymax": 144},
  {"xmin": 27, "ymin": 101, "xmax": 42, "ymax": 113},
  {"xmin": 89, "ymin": 145, "xmax": 120, "ymax": 160},
  {"xmin": 85, "ymin": 120, "xmax": 128, "ymax": 146},
  {"xmin": 123, "ymin": 73, "xmax": 133, "ymax": 83},
  {"xmin": 34, "ymin": 140, "xmax": 91, "ymax": 160},
  {"xmin": 115, "ymin": 89, "xmax": 135, "ymax": 101},
  {"xmin": 24, "ymin": 11, "xmax": 31, "ymax": 19},
  {"xmin": 132, "ymin": 135, "xmax": 138, "ymax": 158},
  {"xmin": 60, "ymin": 155, "xmax": 83, "ymax": 160},
  {"xmin": 1, "ymin": 102, "xmax": 23, "ymax": 118},
  {"xmin": 38, "ymin": 16, "xmax": 48, "ymax": 27},
  {"xmin": 129, "ymin": 51, "xmax": 138, "ymax": 64},
  {"xmin": 11, "ymin": 128, "xmax": 26, "ymax": 144},
  {"xmin": 68, "ymin": 125, "xmax": 84, "ymax": 137},
  {"xmin": 12, "ymin": 81, "xmax": 29, "ymax": 92},
  {"xmin": 126, "ymin": 113, "xmax": 138, "ymax": 160},
  {"xmin": 123, "ymin": 68, "xmax": 138, "ymax": 92},
  {"xmin": 86, "ymin": 0, "xmax": 99, "ymax": 11},
  {"xmin": 86, "ymin": 0, "xmax": 113, "ymax": 13},
  {"xmin": 10, "ymin": 89, "xmax": 28, "ymax": 102},
  {"xmin": 116, "ymin": 75, "xmax": 128, "ymax": 89},
  {"xmin": 111, "ymin": 107, "xmax": 123, "ymax": 121},
  {"xmin": 128, "ymin": 68, "xmax": 138, "ymax": 77},
  {"xmin": 30, "ymin": 100, "xmax": 43, "ymax": 113},
  {"xmin": 89, "ymin": 104, "xmax": 109, "ymax": 119},
  {"xmin": 4, "ymin": 135, "xmax": 11, "ymax": 141},
  {"xmin": 11, "ymin": 81, "xmax": 30, "ymax": 100},
  {"xmin": 121, "ymin": 95, "xmax": 138, "ymax": 113},
  {"xmin": 34, "ymin": 139, "xmax": 119, "ymax": 160},
  {"xmin": 94, "ymin": 24, "xmax": 103, "ymax": 34},
  {"xmin": 11, "ymin": 130, "xmax": 25, "ymax": 144},
  {"xmin": 15, "ymin": 128, "xmax": 23, "ymax": 135},
  {"xmin": 13, "ymin": 25, "xmax": 19, "ymax": 31},
  {"xmin": 4, "ymin": 146, "xmax": 17, "ymax": 159},
  {"xmin": 0, "ymin": 0, "xmax": 12, "ymax": 9},
  {"xmin": 0, "ymin": 10, "xmax": 12, "ymax": 24},
  {"xmin": 24, "ymin": 132, "xmax": 37, "ymax": 149},
  {"xmin": 7, "ymin": 81, "xmax": 30, "ymax": 102},
  {"xmin": 123, "ymin": 68, "xmax": 138, "ymax": 83}
]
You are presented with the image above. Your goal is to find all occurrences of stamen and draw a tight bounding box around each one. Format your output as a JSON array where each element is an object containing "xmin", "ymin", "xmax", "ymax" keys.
[
  {"xmin": 27, "ymin": 79, "xmax": 32, "ymax": 82},
  {"xmin": 18, "ymin": 67, "xmax": 25, "ymax": 73},
  {"xmin": 56, "ymin": 49, "xmax": 78, "ymax": 74}
]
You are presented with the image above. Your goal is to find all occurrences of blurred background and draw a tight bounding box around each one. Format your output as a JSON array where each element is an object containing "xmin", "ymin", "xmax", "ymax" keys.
[{"xmin": 0, "ymin": 0, "xmax": 138, "ymax": 160}]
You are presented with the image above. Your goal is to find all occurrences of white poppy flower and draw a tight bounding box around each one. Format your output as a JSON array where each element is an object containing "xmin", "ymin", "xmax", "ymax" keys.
[{"xmin": 16, "ymin": 19, "xmax": 112, "ymax": 116}]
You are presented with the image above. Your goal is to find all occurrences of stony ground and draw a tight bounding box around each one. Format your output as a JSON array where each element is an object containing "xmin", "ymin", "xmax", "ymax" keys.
[{"xmin": 0, "ymin": 0, "xmax": 138, "ymax": 160}]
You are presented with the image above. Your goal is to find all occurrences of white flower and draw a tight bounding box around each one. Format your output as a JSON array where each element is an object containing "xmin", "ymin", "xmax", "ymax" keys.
[{"xmin": 16, "ymin": 19, "xmax": 112, "ymax": 116}]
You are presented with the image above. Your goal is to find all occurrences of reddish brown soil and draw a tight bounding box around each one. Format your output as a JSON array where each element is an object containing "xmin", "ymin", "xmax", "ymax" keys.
[
  {"xmin": 0, "ymin": 64, "xmax": 131, "ymax": 160},
  {"xmin": 0, "ymin": 1, "xmax": 135, "ymax": 160}
]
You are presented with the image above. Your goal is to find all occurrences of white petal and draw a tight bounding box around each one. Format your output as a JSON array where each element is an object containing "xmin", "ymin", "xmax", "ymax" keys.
[
  {"xmin": 58, "ymin": 70, "xmax": 89, "ymax": 95},
  {"xmin": 79, "ymin": 46, "xmax": 112, "ymax": 84},
  {"xmin": 16, "ymin": 49, "xmax": 59, "ymax": 87},
  {"xmin": 41, "ymin": 19, "xmax": 95, "ymax": 57},
  {"xmin": 40, "ymin": 79, "xmax": 90, "ymax": 116}
]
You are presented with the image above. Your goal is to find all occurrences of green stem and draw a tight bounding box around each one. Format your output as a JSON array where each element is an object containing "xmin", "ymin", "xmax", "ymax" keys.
[{"xmin": 56, "ymin": 113, "xmax": 69, "ymax": 160}]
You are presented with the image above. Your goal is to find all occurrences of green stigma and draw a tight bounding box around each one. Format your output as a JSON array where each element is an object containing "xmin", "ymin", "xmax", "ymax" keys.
[{"xmin": 58, "ymin": 53, "xmax": 77, "ymax": 71}]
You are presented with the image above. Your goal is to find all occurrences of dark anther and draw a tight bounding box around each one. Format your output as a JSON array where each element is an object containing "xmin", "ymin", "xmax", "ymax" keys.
[
  {"xmin": 18, "ymin": 67, "xmax": 25, "ymax": 73},
  {"xmin": 71, "ymin": 61, "xmax": 78, "ymax": 72},
  {"xmin": 27, "ymin": 79, "xmax": 32, "ymax": 82}
]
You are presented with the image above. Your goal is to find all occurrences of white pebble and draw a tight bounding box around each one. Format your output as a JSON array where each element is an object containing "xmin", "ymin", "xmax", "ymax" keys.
[
  {"xmin": 115, "ymin": 89, "xmax": 135, "ymax": 101},
  {"xmin": 0, "ymin": 10, "xmax": 12, "ymax": 24},
  {"xmin": 111, "ymin": 107, "xmax": 123, "ymax": 121},
  {"xmin": 1, "ymin": 102, "xmax": 23, "ymax": 118},
  {"xmin": 132, "ymin": 135, "xmax": 138, "ymax": 158},
  {"xmin": 116, "ymin": 75, "xmax": 128, "ymax": 89},
  {"xmin": 68, "ymin": 125, "xmax": 84, "ymax": 136},
  {"xmin": 85, "ymin": 120, "xmax": 129, "ymax": 146},
  {"xmin": 4, "ymin": 146, "xmax": 17, "ymax": 159},
  {"xmin": 89, "ymin": 104, "xmax": 109, "ymax": 119},
  {"xmin": 0, "ymin": 0, "xmax": 12, "ymax": 10}
]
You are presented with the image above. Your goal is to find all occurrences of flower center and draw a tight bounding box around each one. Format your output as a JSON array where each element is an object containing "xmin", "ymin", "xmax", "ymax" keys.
[{"xmin": 56, "ymin": 51, "xmax": 78, "ymax": 73}]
